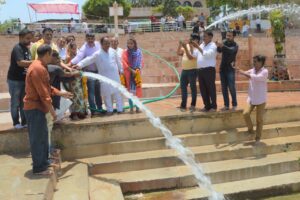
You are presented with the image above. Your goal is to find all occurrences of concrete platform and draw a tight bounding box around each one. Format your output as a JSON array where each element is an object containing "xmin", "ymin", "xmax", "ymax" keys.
[
  {"xmin": 53, "ymin": 162, "xmax": 89, "ymax": 200},
  {"xmin": 0, "ymin": 154, "xmax": 57, "ymax": 200},
  {"xmin": 1, "ymin": 91, "xmax": 300, "ymax": 200}
]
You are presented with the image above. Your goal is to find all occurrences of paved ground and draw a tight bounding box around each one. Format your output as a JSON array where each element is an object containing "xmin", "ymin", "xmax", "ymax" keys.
[
  {"xmin": 1, "ymin": 91, "xmax": 300, "ymax": 132},
  {"xmin": 264, "ymin": 193, "xmax": 300, "ymax": 200}
]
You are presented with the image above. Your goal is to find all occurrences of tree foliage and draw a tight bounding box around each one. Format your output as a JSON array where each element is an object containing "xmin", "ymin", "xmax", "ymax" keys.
[
  {"xmin": 129, "ymin": 0, "xmax": 162, "ymax": 7},
  {"xmin": 175, "ymin": 6, "xmax": 195, "ymax": 20},
  {"xmin": 82, "ymin": 0, "xmax": 131, "ymax": 19},
  {"xmin": 152, "ymin": 0, "xmax": 178, "ymax": 16},
  {"xmin": 206, "ymin": 0, "xmax": 290, "ymax": 9},
  {"xmin": 269, "ymin": 10, "xmax": 285, "ymax": 55},
  {"xmin": 0, "ymin": 18, "xmax": 17, "ymax": 33}
]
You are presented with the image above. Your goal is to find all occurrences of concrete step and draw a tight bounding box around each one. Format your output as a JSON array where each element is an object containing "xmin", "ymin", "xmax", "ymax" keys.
[
  {"xmin": 0, "ymin": 154, "xmax": 57, "ymax": 200},
  {"xmin": 125, "ymin": 171, "xmax": 300, "ymax": 200},
  {"xmin": 97, "ymin": 151, "xmax": 300, "ymax": 193},
  {"xmin": 2, "ymin": 104, "xmax": 300, "ymax": 157},
  {"xmin": 63, "ymin": 121, "xmax": 300, "ymax": 158},
  {"xmin": 53, "ymin": 162, "xmax": 89, "ymax": 200},
  {"xmin": 60, "ymin": 105, "xmax": 300, "ymax": 160},
  {"xmin": 89, "ymin": 176, "xmax": 124, "ymax": 200},
  {"xmin": 84, "ymin": 134, "xmax": 300, "ymax": 175}
]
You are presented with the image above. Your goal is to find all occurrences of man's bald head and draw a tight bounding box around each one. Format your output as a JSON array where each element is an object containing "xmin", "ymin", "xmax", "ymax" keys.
[{"xmin": 111, "ymin": 37, "xmax": 119, "ymax": 50}]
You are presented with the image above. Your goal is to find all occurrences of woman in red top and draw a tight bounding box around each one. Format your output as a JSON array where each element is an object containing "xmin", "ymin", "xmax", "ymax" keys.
[{"xmin": 121, "ymin": 38, "xmax": 143, "ymax": 113}]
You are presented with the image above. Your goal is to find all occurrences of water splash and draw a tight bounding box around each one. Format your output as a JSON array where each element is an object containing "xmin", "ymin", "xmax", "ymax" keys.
[
  {"xmin": 83, "ymin": 72, "xmax": 225, "ymax": 200},
  {"xmin": 206, "ymin": 3, "xmax": 300, "ymax": 30}
]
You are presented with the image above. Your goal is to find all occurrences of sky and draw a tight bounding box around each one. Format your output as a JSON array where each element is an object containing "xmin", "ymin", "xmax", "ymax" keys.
[{"xmin": 0, "ymin": 0, "xmax": 86, "ymax": 23}]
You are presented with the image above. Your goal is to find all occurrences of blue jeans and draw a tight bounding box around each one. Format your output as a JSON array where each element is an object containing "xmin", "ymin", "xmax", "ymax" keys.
[
  {"xmin": 87, "ymin": 78, "xmax": 102, "ymax": 113},
  {"xmin": 242, "ymin": 31, "xmax": 249, "ymax": 37},
  {"xmin": 180, "ymin": 69, "xmax": 197, "ymax": 108},
  {"xmin": 7, "ymin": 79, "xmax": 26, "ymax": 126},
  {"xmin": 220, "ymin": 70, "xmax": 237, "ymax": 107},
  {"xmin": 24, "ymin": 109, "xmax": 49, "ymax": 173}
]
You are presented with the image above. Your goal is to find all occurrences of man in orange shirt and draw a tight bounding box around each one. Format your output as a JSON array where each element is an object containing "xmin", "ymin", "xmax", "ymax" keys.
[{"xmin": 24, "ymin": 44, "xmax": 72, "ymax": 175}]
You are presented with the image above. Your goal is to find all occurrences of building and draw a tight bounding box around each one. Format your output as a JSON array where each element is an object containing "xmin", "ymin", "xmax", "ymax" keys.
[{"xmin": 129, "ymin": 0, "xmax": 209, "ymax": 19}]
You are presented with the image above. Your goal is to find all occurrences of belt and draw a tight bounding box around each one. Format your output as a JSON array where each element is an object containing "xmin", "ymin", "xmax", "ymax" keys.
[{"xmin": 198, "ymin": 66, "xmax": 215, "ymax": 70}]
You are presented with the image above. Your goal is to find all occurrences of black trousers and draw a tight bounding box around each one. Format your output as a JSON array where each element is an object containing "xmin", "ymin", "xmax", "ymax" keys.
[{"xmin": 197, "ymin": 67, "xmax": 217, "ymax": 110}]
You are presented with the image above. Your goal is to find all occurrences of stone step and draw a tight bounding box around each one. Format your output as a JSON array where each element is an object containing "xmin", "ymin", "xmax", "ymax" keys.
[
  {"xmin": 53, "ymin": 162, "xmax": 89, "ymax": 200},
  {"xmin": 125, "ymin": 171, "xmax": 300, "ymax": 200},
  {"xmin": 89, "ymin": 176, "xmax": 124, "ymax": 200},
  {"xmin": 84, "ymin": 134, "xmax": 300, "ymax": 175},
  {"xmin": 97, "ymin": 151, "xmax": 300, "ymax": 193},
  {"xmin": 0, "ymin": 154, "xmax": 57, "ymax": 200},
  {"xmin": 2, "ymin": 105, "xmax": 300, "ymax": 157},
  {"xmin": 64, "ymin": 121, "xmax": 300, "ymax": 159}
]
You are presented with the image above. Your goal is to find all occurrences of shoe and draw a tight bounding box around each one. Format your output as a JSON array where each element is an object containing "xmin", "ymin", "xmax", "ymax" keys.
[
  {"xmin": 22, "ymin": 124, "xmax": 28, "ymax": 128},
  {"xmin": 117, "ymin": 111, "xmax": 124, "ymax": 114},
  {"xmin": 189, "ymin": 106, "xmax": 196, "ymax": 113},
  {"xmin": 246, "ymin": 129, "xmax": 255, "ymax": 140},
  {"xmin": 254, "ymin": 137, "xmax": 261, "ymax": 145},
  {"xmin": 130, "ymin": 108, "xmax": 134, "ymax": 114},
  {"xmin": 220, "ymin": 107, "xmax": 229, "ymax": 111},
  {"xmin": 14, "ymin": 124, "xmax": 23, "ymax": 129},
  {"xmin": 208, "ymin": 108, "xmax": 217, "ymax": 112},
  {"xmin": 106, "ymin": 112, "xmax": 113, "ymax": 116},
  {"xmin": 199, "ymin": 108, "xmax": 209, "ymax": 112},
  {"xmin": 33, "ymin": 168, "xmax": 53, "ymax": 176},
  {"xmin": 179, "ymin": 107, "xmax": 187, "ymax": 112},
  {"xmin": 91, "ymin": 113, "xmax": 100, "ymax": 118},
  {"xmin": 232, "ymin": 106, "xmax": 237, "ymax": 111}
]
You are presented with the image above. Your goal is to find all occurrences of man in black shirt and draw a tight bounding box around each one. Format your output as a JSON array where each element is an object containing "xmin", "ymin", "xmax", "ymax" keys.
[
  {"xmin": 7, "ymin": 29, "xmax": 33, "ymax": 129},
  {"xmin": 216, "ymin": 30, "xmax": 239, "ymax": 111}
]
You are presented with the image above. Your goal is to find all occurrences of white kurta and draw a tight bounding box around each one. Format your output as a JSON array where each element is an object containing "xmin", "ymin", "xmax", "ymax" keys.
[
  {"xmin": 78, "ymin": 48, "xmax": 123, "ymax": 97},
  {"xmin": 115, "ymin": 47, "xmax": 123, "ymax": 60}
]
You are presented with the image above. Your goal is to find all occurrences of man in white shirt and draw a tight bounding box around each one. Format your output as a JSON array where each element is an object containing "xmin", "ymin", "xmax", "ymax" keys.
[
  {"xmin": 56, "ymin": 37, "xmax": 67, "ymax": 61},
  {"xmin": 70, "ymin": 33, "xmax": 102, "ymax": 117},
  {"xmin": 191, "ymin": 31, "xmax": 218, "ymax": 112},
  {"xmin": 75, "ymin": 37, "xmax": 124, "ymax": 115},
  {"xmin": 237, "ymin": 55, "xmax": 268, "ymax": 144},
  {"xmin": 242, "ymin": 21, "xmax": 250, "ymax": 37},
  {"xmin": 177, "ymin": 14, "xmax": 185, "ymax": 31},
  {"xmin": 256, "ymin": 17, "xmax": 261, "ymax": 32},
  {"xmin": 110, "ymin": 37, "xmax": 123, "ymax": 59}
]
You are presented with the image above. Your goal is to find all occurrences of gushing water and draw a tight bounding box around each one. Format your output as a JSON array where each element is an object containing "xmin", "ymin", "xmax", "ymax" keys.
[
  {"xmin": 83, "ymin": 72, "xmax": 225, "ymax": 200},
  {"xmin": 206, "ymin": 3, "xmax": 300, "ymax": 30}
]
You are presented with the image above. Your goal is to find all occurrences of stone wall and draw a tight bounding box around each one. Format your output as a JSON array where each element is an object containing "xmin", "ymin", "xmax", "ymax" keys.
[{"xmin": 0, "ymin": 32, "xmax": 299, "ymax": 93}]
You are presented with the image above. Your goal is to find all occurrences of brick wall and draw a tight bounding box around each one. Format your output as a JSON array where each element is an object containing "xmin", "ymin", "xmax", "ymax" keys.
[{"xmin": 0, "ymin": 32, "xmax": 299, "ymax": 92}]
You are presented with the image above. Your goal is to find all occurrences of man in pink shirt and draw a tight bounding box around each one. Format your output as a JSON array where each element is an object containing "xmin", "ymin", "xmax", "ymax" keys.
[{"xmin": 237, "ymin": 55, "xmax": 268, "ymax": 143}]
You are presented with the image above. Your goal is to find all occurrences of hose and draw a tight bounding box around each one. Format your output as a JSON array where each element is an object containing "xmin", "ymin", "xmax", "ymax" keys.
[{"xmin": 87, "ymin": 48, "xmax": 181, "ymax": 112}]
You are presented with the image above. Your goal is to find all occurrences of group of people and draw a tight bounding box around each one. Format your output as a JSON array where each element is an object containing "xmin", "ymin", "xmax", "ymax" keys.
[
  {"xmin": 7, "ymin": 26, "xmax": 269, "ymax": 175},
  {"xmin": 7, "ymin": 28, "xmax": 144, "ymax": 174},
  {"xmin": 178, "ymin": 29, "xmax": 268, "ymax": 144}
]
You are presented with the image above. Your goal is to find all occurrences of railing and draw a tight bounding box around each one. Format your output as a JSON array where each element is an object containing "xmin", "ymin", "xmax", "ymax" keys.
[{"xmin": 4, "ymin": 21, "xmax": 197, "ymax": 35}]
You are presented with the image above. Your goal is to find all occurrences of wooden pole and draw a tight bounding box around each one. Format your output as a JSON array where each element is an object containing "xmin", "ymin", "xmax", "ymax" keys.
[
  {"xmin": 248, "ymin": 34, "xmax": 254, "ymax": 67},
  {"xmin": 113, "ymin": 1, "xmax": 118, "ymax": 37},
  {"xmin": 27, "ymin": 4, "xmax": 32, "ymax": 23}
]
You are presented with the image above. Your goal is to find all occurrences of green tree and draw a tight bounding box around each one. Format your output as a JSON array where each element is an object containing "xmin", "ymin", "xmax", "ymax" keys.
[
  {"xmin": 0, "ymin": 18, "xmax": 18, "ymax": 33},
  {"xmin": 175, "ymin": 6, "xmax": 195, "ymax": 20},
  {"xmin": 83, "ymin": 0, "xmax": 131, "ymax": 20},
  {"xmin": 152, "ymin": 0, "xmax": 178, "ymax": 16},
  {"xmin": 269, "ymin": 10, "xmax": 285, "ymax": 56},
  {"xmin": 206, "ymin": 0, "xmax": 290, "ymax": 9}
]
